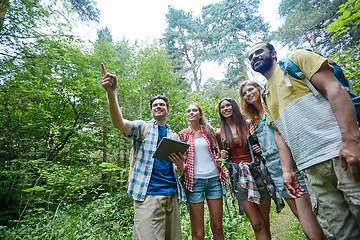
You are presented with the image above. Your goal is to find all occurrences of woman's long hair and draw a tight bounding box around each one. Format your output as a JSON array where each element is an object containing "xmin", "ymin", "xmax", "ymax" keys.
[
  {"xmin": 239, "ymin": 81, "xmax": 263, "ymax": 125},
  {"xmin": 189, "ymin": 102, "xmax": 217, "ymax": 147},
  {"xmin": 218, "ymin": 98, "xmax": 248, "ymax": 148}
]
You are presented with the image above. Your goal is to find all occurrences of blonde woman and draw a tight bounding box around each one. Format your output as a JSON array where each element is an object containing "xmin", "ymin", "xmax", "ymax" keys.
[{"xmin": 177, "ymin": 102, "xmax": 227, "ymax": 240}]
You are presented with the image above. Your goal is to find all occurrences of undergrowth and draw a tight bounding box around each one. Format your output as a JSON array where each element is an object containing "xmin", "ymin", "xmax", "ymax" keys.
[{"xmin": 1, "ymin": 190, "xmax": 306, "ymax": 239}]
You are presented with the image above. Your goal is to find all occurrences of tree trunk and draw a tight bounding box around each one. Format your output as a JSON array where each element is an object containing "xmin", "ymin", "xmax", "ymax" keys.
[
  {"xmin": 304, "ymin": 34, "xmax": 316, "ymax": 51},
  {"xmin": 309, "ymin": 31, "xmax": 319, "ymax": 50},
  {"xmin": 341, "ymin": 38, "xmax": 349, "ymax": 50}
]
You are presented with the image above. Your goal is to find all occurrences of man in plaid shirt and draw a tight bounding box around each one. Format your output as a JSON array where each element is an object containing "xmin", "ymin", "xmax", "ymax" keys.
[{"xmin": 101, "ymin": 63, "xmax": 186, "ymax": 240}]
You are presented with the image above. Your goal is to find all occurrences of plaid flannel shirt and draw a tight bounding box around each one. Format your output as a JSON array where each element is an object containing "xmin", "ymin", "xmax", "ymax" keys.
[
  {"xmin": 238, "ymin": 162, "xmax": 261, "ymax": 204},
  {"xmin": 178, "ymin": 126, "xmax": 227, "ymax": 192},
  {"xmin": 126, "ymin": 119, "xmax": 186, "ymax": 202}
]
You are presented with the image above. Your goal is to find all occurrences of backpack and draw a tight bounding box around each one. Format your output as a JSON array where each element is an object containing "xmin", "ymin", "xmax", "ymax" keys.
[
  {"xmin": 263, "ymin": 50, "xmax": 360, "ymax": 126},
  {"xmin": 125, "ymin": 122, "xmax": 149, "ymax": 186}
]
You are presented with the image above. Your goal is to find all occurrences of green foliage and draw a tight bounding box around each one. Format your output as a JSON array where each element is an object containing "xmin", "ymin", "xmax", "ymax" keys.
[
  {"xmin": 326, "ymin": 0, "xmax": 360, "ymax": 94},
  {"xmin": 1, "ymin": 191, "xmax": 133, "ymax": 240},
  {"xmin": 0, "ymin": 0, "xmax": 99, "ymax": 68},
  {"xmin": 329, "ymin": 44, "xmax": 360, "ymax": 94},
  {"xmin": 0, "ymin": 0, "xmax": 308, "ymax": 238},
  {"xmin": 96, "ymin": 27, "xmax": 113, "ymax": 44},
  {"xmin": 65, "ymin": 0, "xmax": 100, "ymax": 22},
  {"xmin": 274, "ymin": 0, "xmax": 350, "ymax": 52},
  {"xmin": 1, "ymin": 191, "xmax": 305, "ymax": 239},
  {"xmin": 163, "ymin": 0, "xmax": 269, "ymax": 91},
  {"xmin": 326, "ymin": 0, "xmax": 360, "ymax": 39}
]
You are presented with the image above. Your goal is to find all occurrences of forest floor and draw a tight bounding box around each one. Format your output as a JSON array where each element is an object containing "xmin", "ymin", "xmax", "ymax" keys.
[{"xmin": 270, "ymin": 203, "xmax": 306, "ymax": 240}]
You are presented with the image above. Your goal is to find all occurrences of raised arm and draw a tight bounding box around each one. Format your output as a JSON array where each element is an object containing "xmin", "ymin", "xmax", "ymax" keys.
[
  {"xmin": 101, "ymin": 63, "xmax": 132, "ymax": 135},
  {"xmin": 272, "ymin": 123, "xmax": 304, "ymax": 198},
  {"xmin": 310, "ymin": 62, "xmax": 360, "ymax": 182}
]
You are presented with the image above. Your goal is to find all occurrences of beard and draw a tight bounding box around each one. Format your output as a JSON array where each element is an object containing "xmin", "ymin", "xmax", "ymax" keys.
[{"xmin": 251, "ymin": 54, "xmax": 274, "ymax": 74}]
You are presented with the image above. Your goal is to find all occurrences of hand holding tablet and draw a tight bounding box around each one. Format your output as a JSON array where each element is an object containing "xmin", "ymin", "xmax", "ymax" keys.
[{"xmin": 153, "ymin": 138, "xmax": 189, "ymax": 162}]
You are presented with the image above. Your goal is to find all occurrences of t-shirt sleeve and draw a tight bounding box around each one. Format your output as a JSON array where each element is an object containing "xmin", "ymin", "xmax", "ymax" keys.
[
  {"xmin": 123, "ymin": 120, "xmax": 144, "ymax": 138},
  {"xmin": 289, "ymin": 50, "xmax": 334, "ymax": 81}
]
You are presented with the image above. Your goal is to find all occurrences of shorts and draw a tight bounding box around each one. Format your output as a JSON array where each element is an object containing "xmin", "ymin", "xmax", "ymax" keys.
[
  {"xmin": 238, "ymin": 167, "xmax": 271, "ymax": 202},
  {"xmin": 133, "ymin": 194, "xmax": 182, "ymax": 240},
  {"xmin": 265, "ymin": 153, "xmax": 308, "ymax": 198},
  {"xmin": 185, "ymin": 176, "xmax": 223, "ymax": 204},
  {"xmin": 301, "ymin": 158, "xmax": 360, "ymax": 240}
]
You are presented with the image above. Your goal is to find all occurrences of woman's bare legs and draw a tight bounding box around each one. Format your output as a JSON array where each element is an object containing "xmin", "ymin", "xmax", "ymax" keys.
[
  {"xmin": 242, "ymin": 199, "xmax": 271, "ymax": 240},
  {"xmin": 207, "ymin": 198, "xmax": 225, "ymax": 240},
  {"xmin": 189, "ymin": 198, "xmax": 225, "ymax": 240},
  {"xmin": 189, "ymin": 202, "xmax": 205, "ymax": 240}
]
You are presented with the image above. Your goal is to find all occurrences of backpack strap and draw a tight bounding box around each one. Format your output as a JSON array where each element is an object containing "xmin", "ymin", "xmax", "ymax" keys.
[
  {"xmin": 278, "ymin": 56, "xmax": 320, "ymax": 96},
  {"xmin": 261, "ymin": 83, "xmax": 269, "ymax": 107}
]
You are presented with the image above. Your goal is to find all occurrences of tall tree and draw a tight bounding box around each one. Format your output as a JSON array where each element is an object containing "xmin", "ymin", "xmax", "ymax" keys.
[
  {"xmin": 163, "ymin": 0, "xmax": 269, "ymax": 91},
  {"xmin": 96, "ymin": 27, "xmax": 113, "ymax": 44},
  {"xmin": 202, "ymin": 0, "xmax": 268, "ymax": 87},
  {"xmin": 0, "ymin": 0, "xmax": 99, "ymax": 74},
  {"xmin": 0, "ymin": 0, "xmax": 100, "ymax": 226},
  {"xmin": 274, "ymin": 0, "xmax": 354, "ymax": 53},
  {"xmin": 66, "ymin": 0, "xmax": 100, "ymax": 22},
  {"xmin": 163, "ymin": 6, "xmax": 205, "ymax": 91}
]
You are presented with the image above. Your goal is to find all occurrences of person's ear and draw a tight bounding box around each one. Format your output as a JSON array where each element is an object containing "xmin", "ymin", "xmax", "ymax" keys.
[{"xmin": 271, "ymin": 50, "xmax": 277, "ymax": 60}]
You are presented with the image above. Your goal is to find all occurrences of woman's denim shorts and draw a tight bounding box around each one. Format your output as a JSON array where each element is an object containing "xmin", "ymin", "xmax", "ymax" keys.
[{"xmin": 185, "ymin": 176, "xmax": 223, "ymax": 204}]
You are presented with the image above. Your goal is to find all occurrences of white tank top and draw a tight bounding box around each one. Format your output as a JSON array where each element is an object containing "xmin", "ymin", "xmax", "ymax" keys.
[{"xmin": 194, "ymin": 137, "xmax": 218, "ymax": 179}]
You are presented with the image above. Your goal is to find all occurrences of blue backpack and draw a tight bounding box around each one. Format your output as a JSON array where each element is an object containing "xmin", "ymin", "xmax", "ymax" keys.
[{"xmin": 269, "ymin": 50, "xmax": 360, "ymax": 126}]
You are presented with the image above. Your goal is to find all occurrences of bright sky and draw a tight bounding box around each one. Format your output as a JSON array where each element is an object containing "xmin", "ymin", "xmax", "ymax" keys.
[{"xmin": 78, "ymin": 0, "xmax": 282, "ymax": 82}]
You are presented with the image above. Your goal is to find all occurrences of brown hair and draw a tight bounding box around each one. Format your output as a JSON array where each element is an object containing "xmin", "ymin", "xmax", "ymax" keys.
[
  {"xmin": 218, "ymin": 98, "xmax": 248, "ymax": 148},
  {"xmin": 188, "ymin": 102, "xmax": 217, "ymax": 147},
  {"xmin": 149, "ymin": 95, "xmax": 170, "ymax": 110},
  {"xmin": 239, "ymin": 81, "xmax": 263, "ymax": 125},
  {"xmin": 250, "ymin": 42, "xmax": 277, "ymax": 61}
]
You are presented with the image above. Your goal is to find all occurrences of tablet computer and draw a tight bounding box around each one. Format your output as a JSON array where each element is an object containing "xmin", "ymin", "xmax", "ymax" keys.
[{"xmin": 153, "ymin": 137, "xmax": 190, "ymax": 162}]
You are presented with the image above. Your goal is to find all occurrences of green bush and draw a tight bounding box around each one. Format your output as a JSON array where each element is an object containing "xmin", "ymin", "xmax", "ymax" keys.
[{"xmin": 1, "ymin": 190, "xmax": 133, "ymax": 240}]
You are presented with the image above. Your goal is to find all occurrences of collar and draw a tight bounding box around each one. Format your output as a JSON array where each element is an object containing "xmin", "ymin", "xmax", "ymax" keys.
[
  {"xmin": 150, "ymin": 118, "xmax": 169, "ymax": 128},
  {"xmin": 188, "ymin": 125, "xmax": 205, "ymax": 134}
]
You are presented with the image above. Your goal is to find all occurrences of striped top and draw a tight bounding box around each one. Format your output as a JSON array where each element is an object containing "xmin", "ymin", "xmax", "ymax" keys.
[
  {"xmin": 263, "ymin": 50, "xmax": 342, "ymax": 170},
  {"xmin": 126, "ymin": 119, "xmax": 186, "ymax": 201}
]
